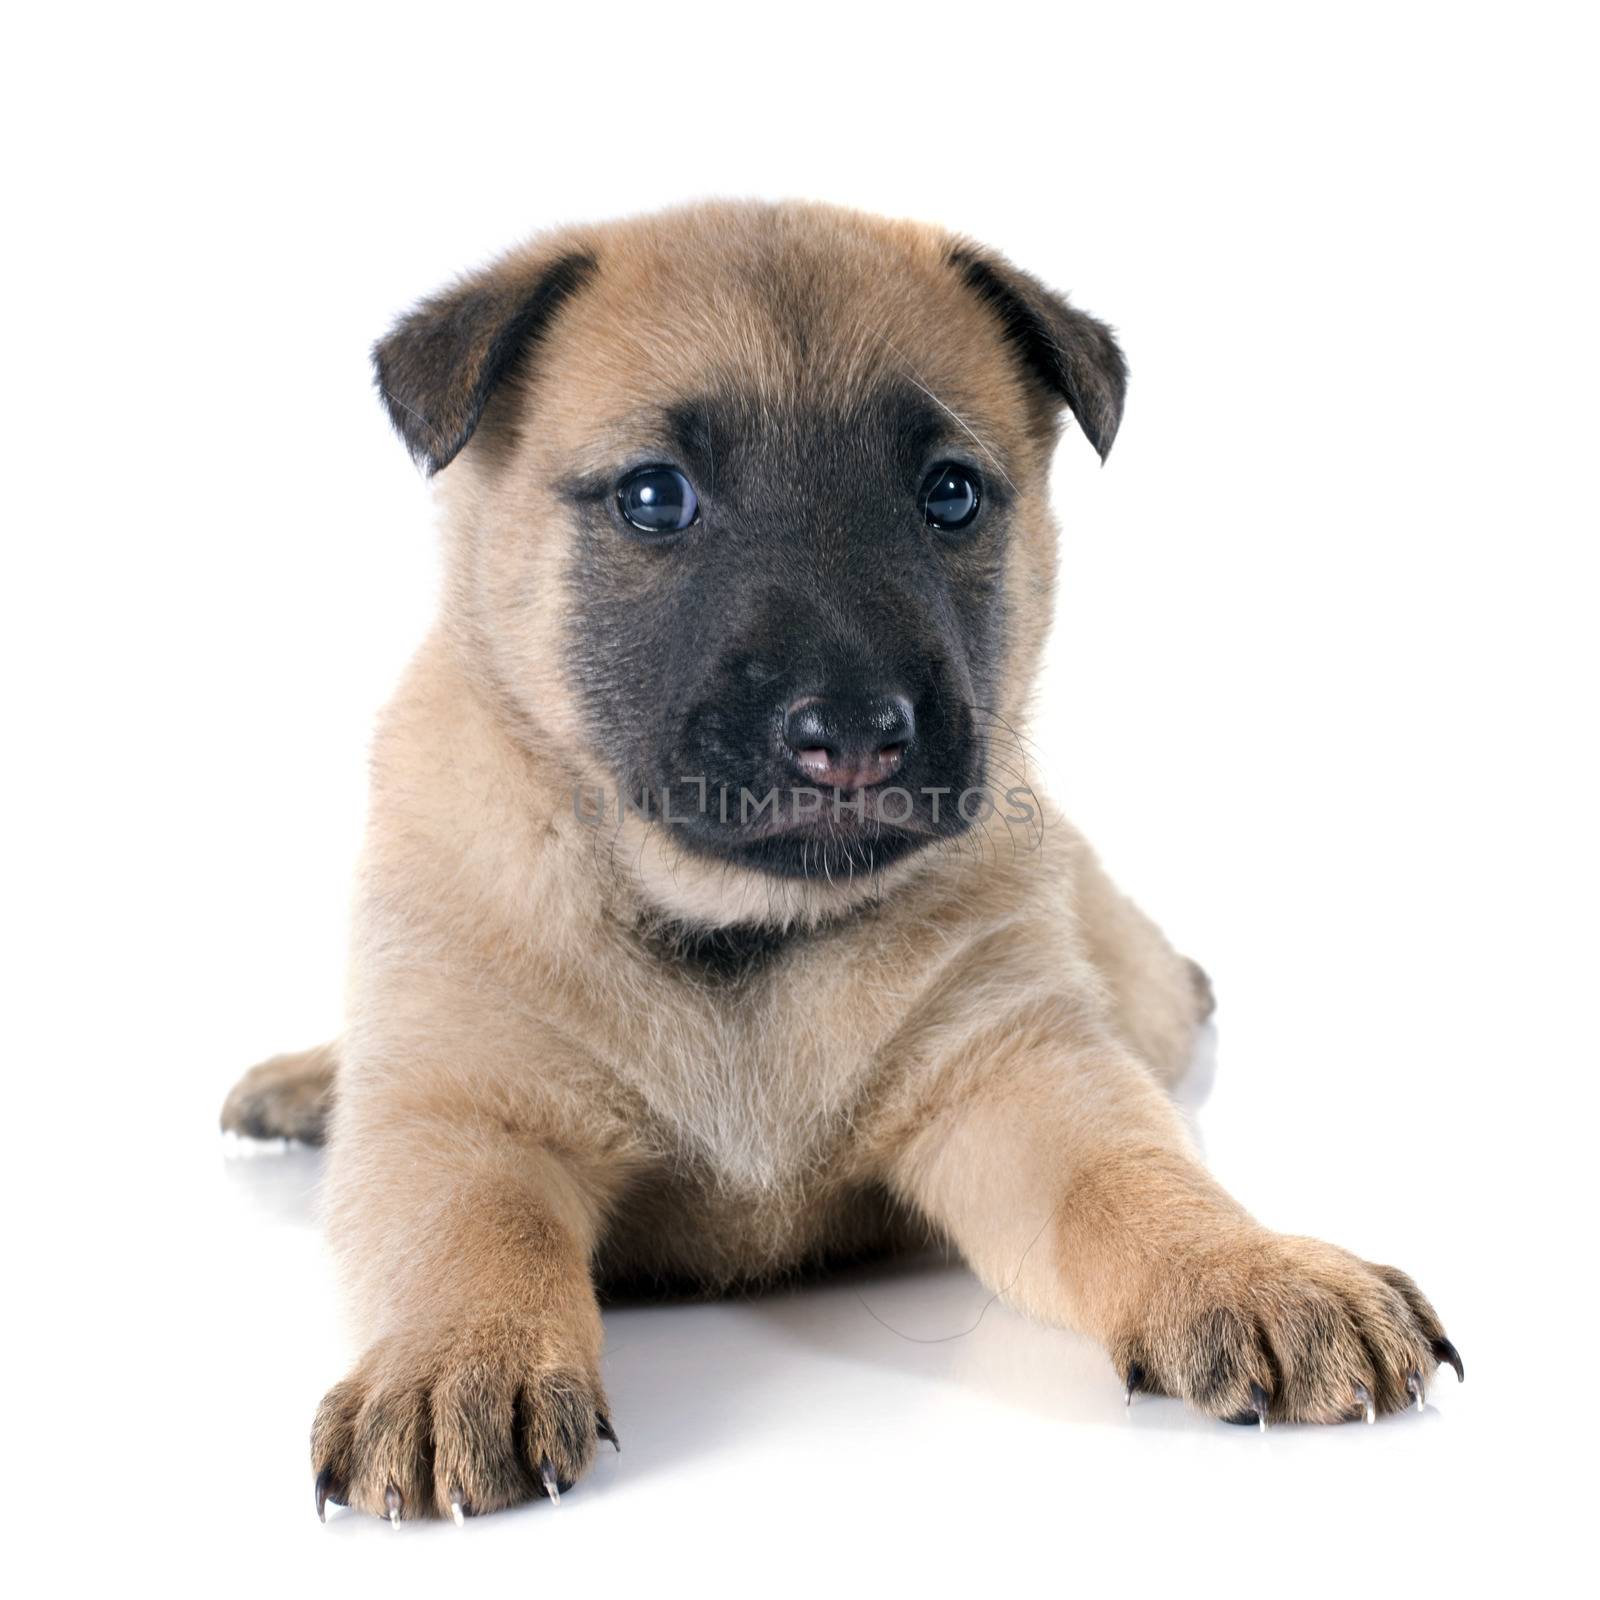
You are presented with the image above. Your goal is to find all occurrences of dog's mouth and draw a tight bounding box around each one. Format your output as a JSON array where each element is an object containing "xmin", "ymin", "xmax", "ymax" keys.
[
  {"xmin": 720, "ymin": 789, "xmax": 939, "ymax": 879},
  {"xmin": 737, "ymin": 786, "xmax": 940, "ymax": 841},
  {"xmin": 709, "ymin": 817, "xmax": 934, "ymax": 879},
  {"xmin": 615, "ymin": 773, "xmax": 987, "ymax": 881}
]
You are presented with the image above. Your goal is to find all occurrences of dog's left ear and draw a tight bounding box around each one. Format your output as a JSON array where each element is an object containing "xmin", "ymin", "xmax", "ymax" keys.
[
  {"xmin": 373, "ymin": 248, "xmax": 598, "ymax": 475},
  {"xmin": 949, "ymin": 247, "xmax": 1127, "ymax": 459}
]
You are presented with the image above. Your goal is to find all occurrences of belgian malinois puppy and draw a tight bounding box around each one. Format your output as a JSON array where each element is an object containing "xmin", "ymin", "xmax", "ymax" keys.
[{"xmin": 222, "ymin": 201, "xmax": 1460, "ymax": 1524}]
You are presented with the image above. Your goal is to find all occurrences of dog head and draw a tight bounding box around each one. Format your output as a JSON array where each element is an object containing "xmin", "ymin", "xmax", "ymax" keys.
[{"xmin": 374, "ymin": 202, "xmax": 1125, "ymax": 926}]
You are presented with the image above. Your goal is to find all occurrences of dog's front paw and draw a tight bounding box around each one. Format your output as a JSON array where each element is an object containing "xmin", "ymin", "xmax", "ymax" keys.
[
  {"xmin": 311, "ymin": 1321, "xmax": 616, "ymax": 1522},
  {"xmin": 1117, "ymin": 1233, "xmax": 1462, "ymax": 1426}
]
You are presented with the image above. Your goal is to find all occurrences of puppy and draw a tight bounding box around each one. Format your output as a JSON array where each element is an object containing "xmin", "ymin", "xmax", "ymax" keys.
[{"xmin": 222, "ymin": 201, "xmax": 1460, "ymax": 1523}]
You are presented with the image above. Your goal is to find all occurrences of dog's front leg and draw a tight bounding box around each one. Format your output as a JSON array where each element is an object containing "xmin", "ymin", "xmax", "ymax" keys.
[
  {"xmin": 311, "ymin": 1115, "xmax": 620, "ymax": 1522},
  {"xmin": 889, "ymin": 1022, "xmax": 1460, "ymax": 1424}
]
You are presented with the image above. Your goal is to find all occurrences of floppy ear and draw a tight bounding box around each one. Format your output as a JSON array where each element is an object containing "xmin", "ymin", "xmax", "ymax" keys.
[
  {"xmin": 372, "ymin": 249, "xmax": 597, "ymax": 474},
  {"xmin": 949, "ymin": 247, "xmax": 1128, "ymax": 459}
]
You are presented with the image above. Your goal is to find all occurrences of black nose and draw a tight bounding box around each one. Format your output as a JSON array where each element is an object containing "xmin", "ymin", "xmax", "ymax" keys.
[{"xmin": 781, "ymin": 691, "xmax": 915, "ymax": 788}]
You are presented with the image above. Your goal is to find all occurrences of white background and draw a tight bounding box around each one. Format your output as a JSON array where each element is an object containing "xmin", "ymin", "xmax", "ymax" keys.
[{"xmin": 5, "ymin": 2, "xmax": 1595, "ymax": 1594}]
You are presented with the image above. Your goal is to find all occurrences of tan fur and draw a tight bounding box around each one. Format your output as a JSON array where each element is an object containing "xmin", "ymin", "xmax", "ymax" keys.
[{"xmin": 225, "ymin": 202, "xmax": 1452, "ymax": 1519}]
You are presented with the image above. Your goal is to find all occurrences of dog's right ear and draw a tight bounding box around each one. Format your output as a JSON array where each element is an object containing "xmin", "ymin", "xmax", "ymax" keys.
[{"xmin": 372, "ymin": 249, "xmax": 598, "ymax": 475}]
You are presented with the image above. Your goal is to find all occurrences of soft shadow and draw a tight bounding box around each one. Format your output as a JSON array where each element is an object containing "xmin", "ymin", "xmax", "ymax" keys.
[
  {"xmin": 592, "ymin": 1249, "xmax": 1187, "ymax": 1483},
  {"xmin": 1170, "ymin": 1015, "xmax": 1219, "ymax": 1156},
  {"xmin": 220, "ymin": 1133, "xmax": 323, "ymax": 1225}
]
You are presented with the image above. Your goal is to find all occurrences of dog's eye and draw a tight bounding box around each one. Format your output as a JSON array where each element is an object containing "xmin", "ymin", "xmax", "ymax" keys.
[
  {"xmin": 920, "ymin": 464, "xmax": 982, "ymax": 532},
  {"xmin": 617, "ymin": 466, "xmax": 700, "ymax": 535}
]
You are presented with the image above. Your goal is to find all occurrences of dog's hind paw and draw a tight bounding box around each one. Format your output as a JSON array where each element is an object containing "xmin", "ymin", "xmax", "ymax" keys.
[{"xmin": 220, "ymin": 1042, "xmax": 337, "ymax": 1145}]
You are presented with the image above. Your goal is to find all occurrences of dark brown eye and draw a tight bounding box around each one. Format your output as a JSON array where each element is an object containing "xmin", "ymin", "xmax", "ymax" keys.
[
  {"xmin": 618, "ymin": 466, "xmax": 699, "ymax": 534},
  {"xmin": 920, "ymin": 463, "xmax": 981, "ymax": 532}
]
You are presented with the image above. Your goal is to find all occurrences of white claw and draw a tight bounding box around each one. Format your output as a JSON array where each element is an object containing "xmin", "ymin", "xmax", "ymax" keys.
[
  {"xmin": 389, "ymin": 1507, "xmax": 401, "ymax": 1529},
  {"xmin": 450, "ymin": 1499, "xmax": 465, "ymax": 1527},
  {"xmin": 1354, "ymin": 1382, "xmax": 1376, "ymax": 1425},
  {"xmin": 1407, "ymin": 1372, "xmax": 1426, "ymax": 1413},
  {"xmin": 540, "ymin": 1468, "xmax": 561, "ymax": 1505},
  {"xmin": 1366, "ymin": 1400, "xmax": 1376, "ymax": 1425},
  {"xmin": 1248, "ymin": 1383, "xmax": 1271, "ymax": 1432}
]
